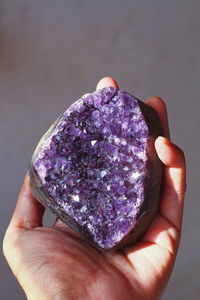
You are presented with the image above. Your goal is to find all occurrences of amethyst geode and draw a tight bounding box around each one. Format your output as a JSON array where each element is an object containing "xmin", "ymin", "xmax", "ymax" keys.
[{"xmin": 30, "ymin": 87, "xmax": 163, "ymax": 250}]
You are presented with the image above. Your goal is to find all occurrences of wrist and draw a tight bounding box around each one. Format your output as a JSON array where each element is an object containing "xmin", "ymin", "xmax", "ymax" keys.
[{"xmin": 27, "ymin": 292, "xmax": 69, "ymax": 300}]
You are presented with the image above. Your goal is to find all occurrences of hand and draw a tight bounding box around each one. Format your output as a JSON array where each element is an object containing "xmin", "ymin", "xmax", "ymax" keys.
[{"xmin": 3, "ymin": 77, "xmax": 186, "ymax": 300}]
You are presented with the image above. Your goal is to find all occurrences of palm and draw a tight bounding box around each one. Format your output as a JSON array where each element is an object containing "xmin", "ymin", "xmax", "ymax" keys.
[
  {"xmin": 14, "ymin": 214, "xmax": 176, "ymax": 300},
  {"xmin": 16, "ymin": 226, "xmax": 135, "ymax": 299},
  {"xmin": 3, "ymin": 77, "xmax": 186, "ymax": 300}
]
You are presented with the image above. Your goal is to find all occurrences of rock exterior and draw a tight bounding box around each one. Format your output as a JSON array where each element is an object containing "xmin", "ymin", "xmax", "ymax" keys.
[{"xmin": 30, "ymin": 87, "xmax": 163, "ymax": 250}]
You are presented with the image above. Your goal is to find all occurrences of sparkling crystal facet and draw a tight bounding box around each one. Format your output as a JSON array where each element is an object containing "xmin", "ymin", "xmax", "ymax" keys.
[{"xmin": 30, "ymin": 87, "xmax": 162, "ymax": 250}]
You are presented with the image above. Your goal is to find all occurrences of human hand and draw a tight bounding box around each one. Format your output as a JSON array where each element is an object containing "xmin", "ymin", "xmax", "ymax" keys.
[{"xmin": 3, "ymin": 77, "xmax": 186, "ymax": 300}]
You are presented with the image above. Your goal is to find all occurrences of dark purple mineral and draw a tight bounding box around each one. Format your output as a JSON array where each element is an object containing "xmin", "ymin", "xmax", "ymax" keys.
[{"xmin": 30, "ymin": 87, "xmax": 163, "ymax": 250}]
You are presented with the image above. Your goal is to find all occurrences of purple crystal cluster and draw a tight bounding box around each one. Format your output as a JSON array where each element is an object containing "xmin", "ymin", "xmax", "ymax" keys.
[{"xmin": 31, "ymin": 87, "xmax": 162, "ymax": 249}]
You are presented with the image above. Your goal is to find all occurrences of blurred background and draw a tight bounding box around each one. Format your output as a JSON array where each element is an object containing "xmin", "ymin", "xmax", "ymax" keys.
[{"xmin": 0, "ymin": 0, "xmax": 199, "ymax": 299}]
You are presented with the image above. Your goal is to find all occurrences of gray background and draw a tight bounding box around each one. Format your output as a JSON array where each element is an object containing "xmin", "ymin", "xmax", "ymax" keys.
[{"xmin": 0, "ymin": 0, "xmax": 199, "ymax": 299}]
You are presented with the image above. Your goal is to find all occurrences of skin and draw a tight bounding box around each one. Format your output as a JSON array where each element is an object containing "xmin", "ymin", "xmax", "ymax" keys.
[{"xmin": 3, "ymin": 77, "xmax": 186, "ymax": 300}]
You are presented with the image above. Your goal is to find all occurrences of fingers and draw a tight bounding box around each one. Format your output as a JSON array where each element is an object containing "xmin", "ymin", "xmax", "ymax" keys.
[
  {"xmin": 96, "ymin": 76, "xmax": 119, "ymax": 90},
  {"xmin": 140, "ymin": 137, "xmax": 186, "ymax": 255},
  {"xmin": 8, "ymin": 172, "xmax": 45, "ymax": 230},
  {"xmin": 146, "ymin": 96, "xmax": 170, "ymax": 139},
  {"xmin": 155, "ymin": 136, "xmax": 186, "ymax": 230}
]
